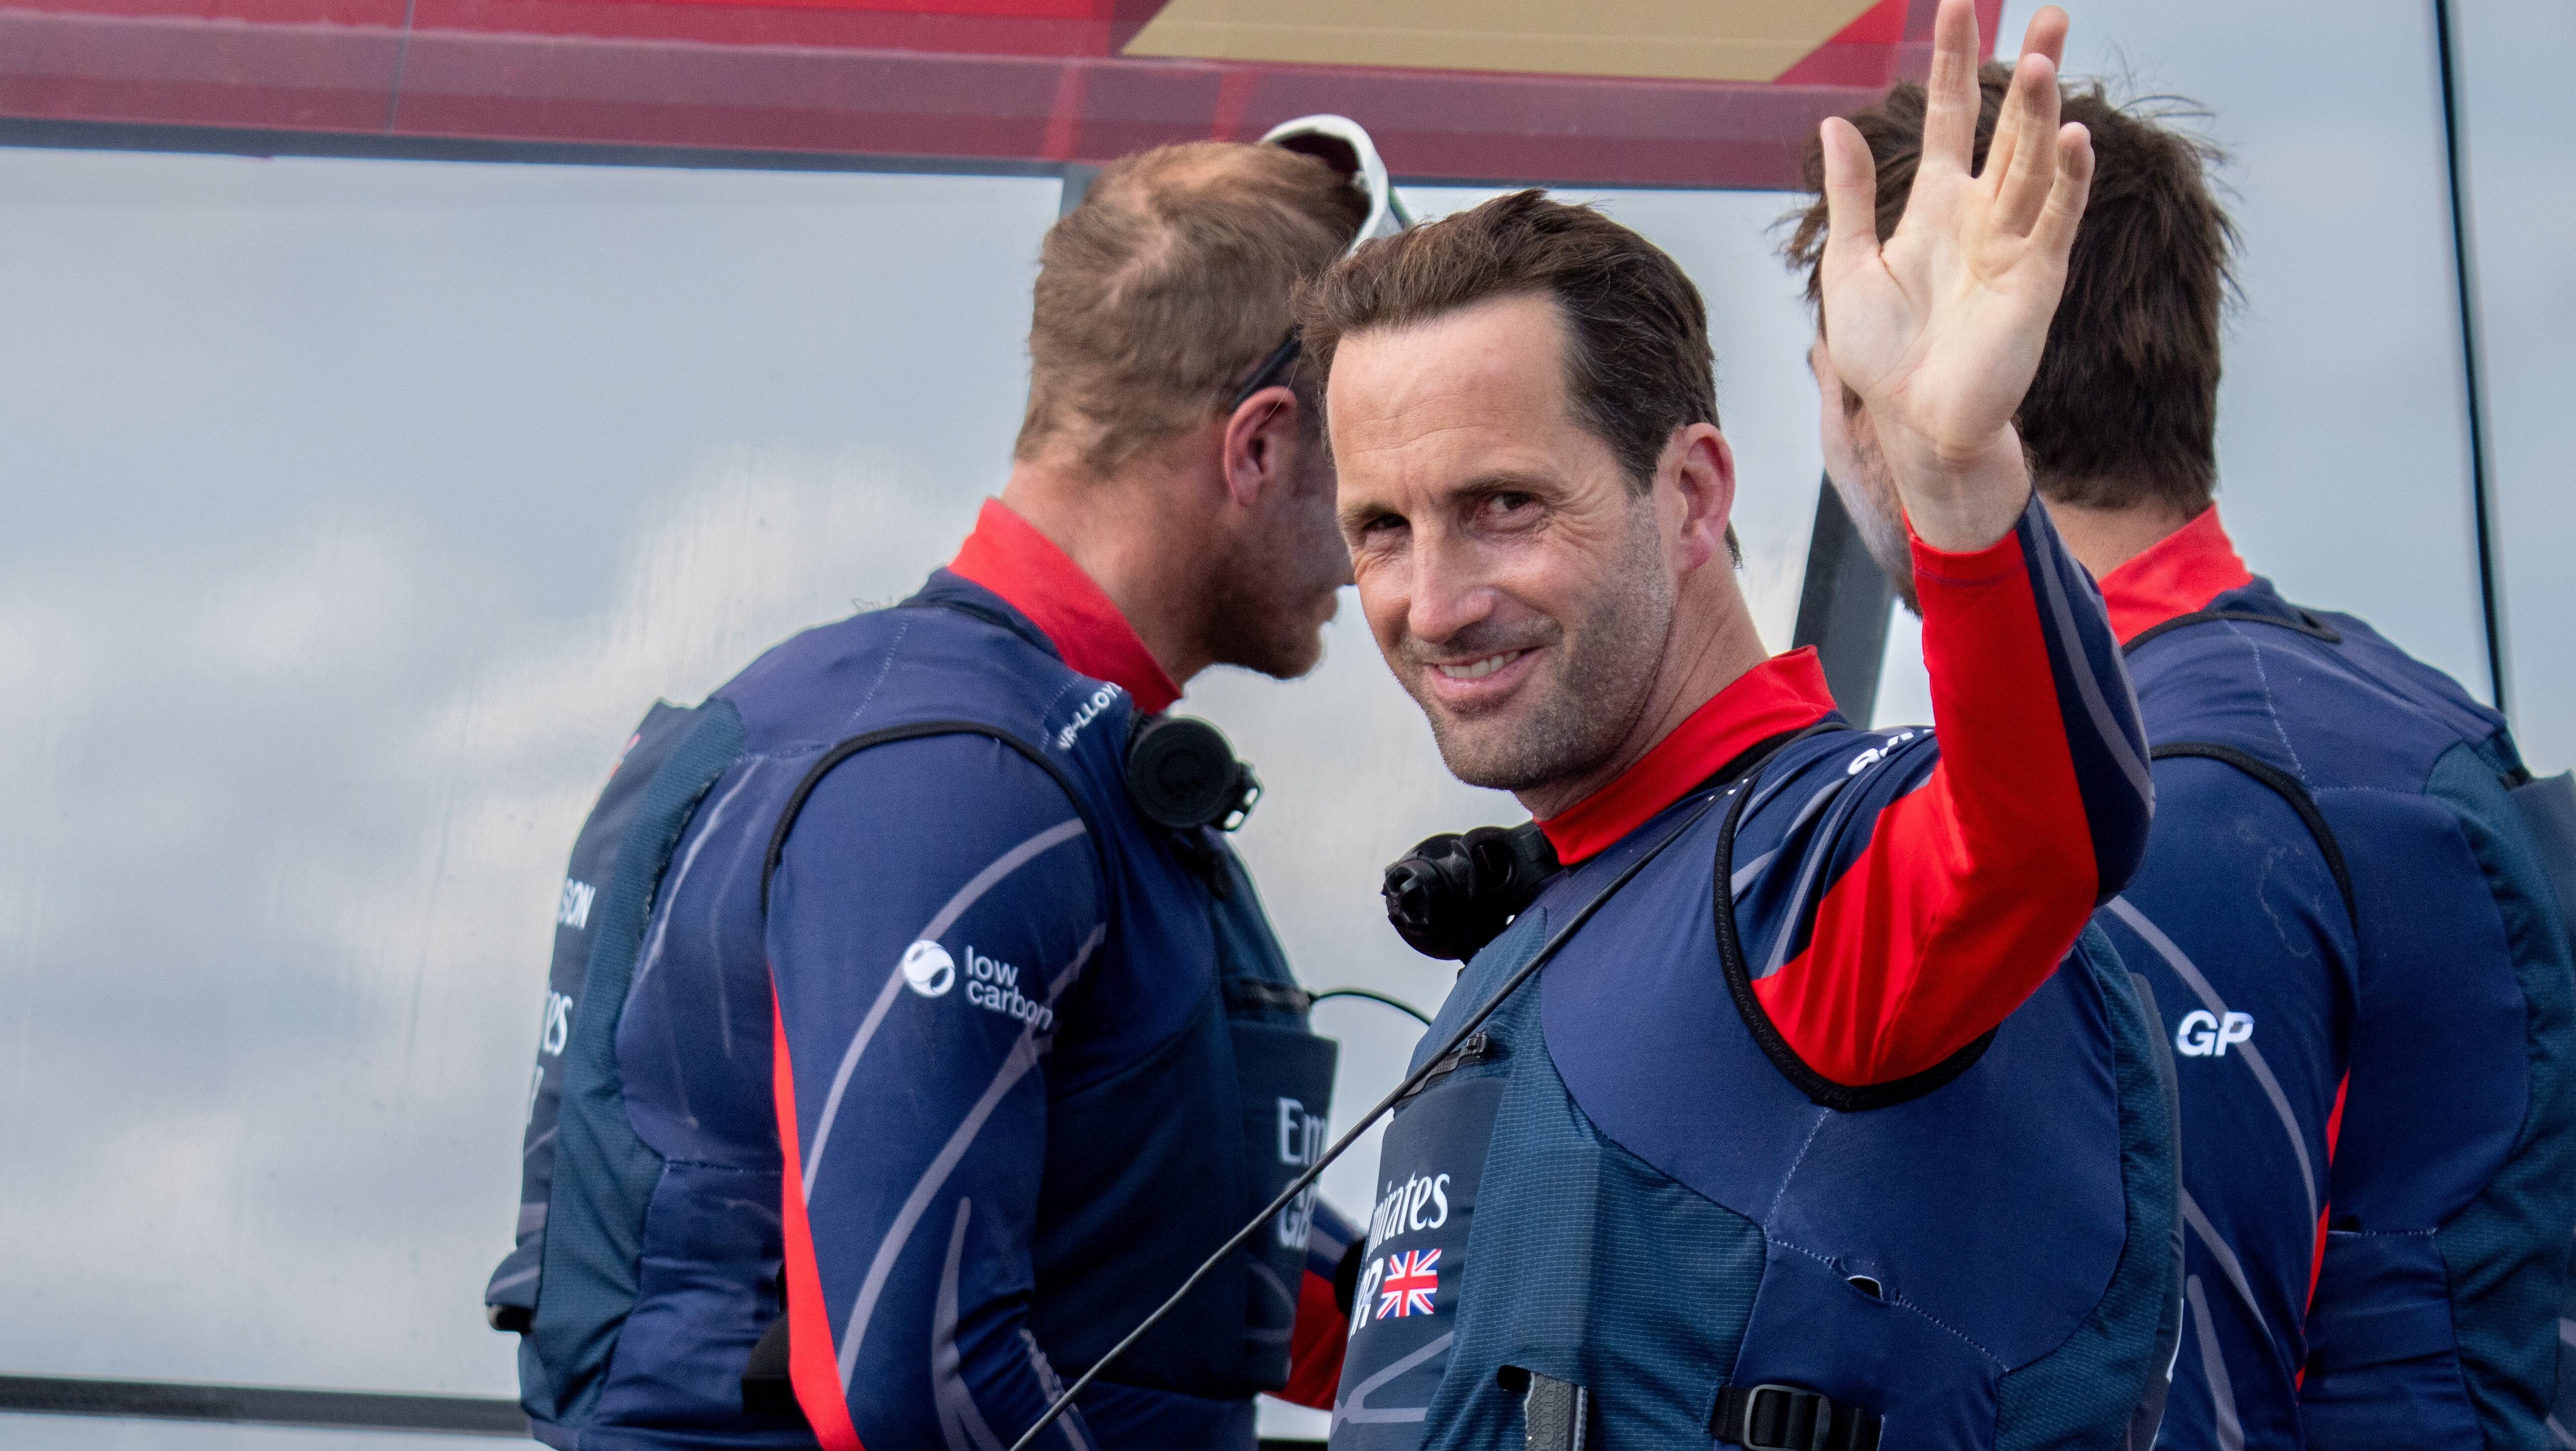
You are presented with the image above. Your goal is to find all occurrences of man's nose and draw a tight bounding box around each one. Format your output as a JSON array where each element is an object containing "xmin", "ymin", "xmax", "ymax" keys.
[{"xmin": 1404, "ymin": 529, "xmax": 1492, "ymax": 648}]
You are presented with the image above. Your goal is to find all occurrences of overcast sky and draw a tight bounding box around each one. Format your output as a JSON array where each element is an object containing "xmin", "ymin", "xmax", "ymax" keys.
[{"xmin": 0, "ymin": 1, "xmax": 2565, "ymax": 1445}]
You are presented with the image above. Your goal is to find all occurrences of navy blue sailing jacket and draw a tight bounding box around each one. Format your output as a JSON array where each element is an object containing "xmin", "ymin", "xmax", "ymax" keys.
[
  {"xmin": 488, "ymin": 501, "xmax": 1355, "ymax": 1451},
  {"xmin": 2091, "ymin": 508, "xmax": 2576, "ymax": 1451}
]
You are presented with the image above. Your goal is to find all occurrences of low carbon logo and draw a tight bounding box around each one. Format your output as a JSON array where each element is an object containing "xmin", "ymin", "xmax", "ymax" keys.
[{"xmin": 901, "ymin": 940, "xmax": 956, "ymax": 998}]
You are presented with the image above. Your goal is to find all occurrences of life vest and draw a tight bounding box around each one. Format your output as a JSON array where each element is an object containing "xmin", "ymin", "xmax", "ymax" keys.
[
  {"xmin": 1331, "ymin": 733, "xmax": 2183, "ymax": 1451},
  {"xmin": 2112, "ymin": 592, "xmax": 2576, "ymax": 1449},
  {"xmin": 483, "ymin": 578, "xmax": 1336, "ymax": 1447}
]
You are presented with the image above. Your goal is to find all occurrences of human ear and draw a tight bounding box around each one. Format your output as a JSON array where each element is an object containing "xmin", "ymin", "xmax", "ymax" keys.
[
  {"xmin": 1222, "ymin": 386, "xmax": 1299, "ymax": 509},
  {"xmin": 1661, "ymin": 423, "xmax": 1738, "ymax": 575}
]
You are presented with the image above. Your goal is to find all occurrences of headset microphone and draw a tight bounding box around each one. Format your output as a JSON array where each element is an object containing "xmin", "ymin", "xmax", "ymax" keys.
[
  {"xmin": 1124, "ymin": 714, "xmax": 1261, "ymax": 832},
  {"xmin": 1382, "ymin": 822, "xmax": 1558, "ymax": 961}
]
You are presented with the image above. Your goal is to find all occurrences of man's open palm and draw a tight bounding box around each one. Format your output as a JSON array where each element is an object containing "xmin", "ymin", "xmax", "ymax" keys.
[{"xmin": 1819, "ymin": 0, "xmax": 2094, "ymax": 552}]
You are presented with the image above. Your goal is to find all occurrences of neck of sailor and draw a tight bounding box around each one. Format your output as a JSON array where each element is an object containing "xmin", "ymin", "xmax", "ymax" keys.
[
  {"xmin": 1513, "ymin": 448, "xmax": 1773, "ymax": 823},
  {"xmin": 999, "ymin": 421, "xmax": 1233, "ymax": 688},
  {"xmin": 2039, "ymin": 492, "xmax": 2199, "ymax": 581}
]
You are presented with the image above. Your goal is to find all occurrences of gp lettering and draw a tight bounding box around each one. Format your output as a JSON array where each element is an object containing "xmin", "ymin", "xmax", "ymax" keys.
[{"xmin": 2175, "ymin": 1008, "xmax": 2255, "ymax": 1058}]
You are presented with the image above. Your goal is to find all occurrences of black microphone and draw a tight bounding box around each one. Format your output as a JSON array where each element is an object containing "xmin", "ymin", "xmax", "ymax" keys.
[{"xmin": 1382, "ymin": 822, "xmax": 1557, "ymax": 961}]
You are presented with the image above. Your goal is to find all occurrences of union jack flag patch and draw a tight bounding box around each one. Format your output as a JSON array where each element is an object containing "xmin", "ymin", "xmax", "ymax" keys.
[{"xmin": 1375, "ymin": 1249, "xmax": 1440, "ymax": 1320}]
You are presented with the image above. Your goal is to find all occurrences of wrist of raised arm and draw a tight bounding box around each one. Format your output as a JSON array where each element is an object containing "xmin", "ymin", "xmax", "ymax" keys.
[
  {"xmin": 1906, "ymin": 492, "xmax": 2032, "ymax": 595},
  {"xmin": 1890, "ymin": 428, "xmax": 2032, "ymax": 554}
]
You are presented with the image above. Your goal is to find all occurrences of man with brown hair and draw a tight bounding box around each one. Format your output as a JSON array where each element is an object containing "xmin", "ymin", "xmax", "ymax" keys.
[
  {"xmin": 489, "ymin": 133, "xmax": 1381, "ymax": 1451},
  {"xmin": 1791, "ymin": 65, "xmax": 2576, "ymax": 1451},
  {"xmin": 1299, "ymin": 6, "xmax": 2179, "ymax": 1449}
]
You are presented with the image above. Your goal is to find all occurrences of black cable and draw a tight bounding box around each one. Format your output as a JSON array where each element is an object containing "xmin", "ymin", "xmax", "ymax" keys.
[
  {"xmin": 2431, "ymin": 0, "xmax": 2508, "ymax": 715},
  {"xmin": 1003, "ymin": 787, "xmax": 1729, "ymax": 1451},
  {"xmin": 1307, "ymin": 986, "xmax": 1433, "ymax": 1027}
]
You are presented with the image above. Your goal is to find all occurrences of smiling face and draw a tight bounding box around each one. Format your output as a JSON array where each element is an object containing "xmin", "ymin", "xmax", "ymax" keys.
[{"xmin": 1331, "ymin": 293, "xmax": 1677, "ymax": 797}]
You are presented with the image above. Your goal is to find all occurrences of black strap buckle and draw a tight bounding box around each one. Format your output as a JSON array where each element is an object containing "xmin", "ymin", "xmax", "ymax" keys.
[{"xmin": 1712, "ymin": 1382, "xmax": 1881, "ymax": 1451}]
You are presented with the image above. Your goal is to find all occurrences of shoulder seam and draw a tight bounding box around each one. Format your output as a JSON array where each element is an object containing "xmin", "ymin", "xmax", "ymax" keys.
[
  {"xmin": 2231, "ymin": 623, "xmax": 2312, "ymax": 783},
  {"xmin": 833, "ymin": 614, "xmax": 912, "ymax": 737},
  {"xmin": 759, "ymin": 722, "xmax": 1104, "ymax": 917},
  {"xmin": 1767, "ymin": 1236, "xmax": 2009, "ymax": 1367}
]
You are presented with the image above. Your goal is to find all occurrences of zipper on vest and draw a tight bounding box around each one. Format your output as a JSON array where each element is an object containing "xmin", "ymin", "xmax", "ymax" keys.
[{"xmin": 1400, "ymin": 1031, "xmax": 1500, "ymax": 1102}]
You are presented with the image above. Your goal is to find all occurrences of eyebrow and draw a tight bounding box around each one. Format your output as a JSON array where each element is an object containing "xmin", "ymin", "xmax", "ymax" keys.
[
  {"xmin": 1337, "ymin": 499, "xmax": 1399, "ymax": 534},
  {"xmin": 1349, "ymin": 467, "xmax": 1556, "ymax": 528},
  {"xmin": 1455, "ymin": 469, "xmax": 1556, "ymax": 499}
]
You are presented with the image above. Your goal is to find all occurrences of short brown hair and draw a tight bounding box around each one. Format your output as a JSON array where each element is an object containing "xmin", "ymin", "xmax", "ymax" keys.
[
  {"xmin": 1786, "ymin": 66, "xmax": 2237, "ymax": 516},
  {"xmin": 1016, "ymin": 142, "xmax": 1367, "ymax": 473},
  {"xmin": 1301, "ymin": 189, "xmax": 1722, "ymax": 495}
]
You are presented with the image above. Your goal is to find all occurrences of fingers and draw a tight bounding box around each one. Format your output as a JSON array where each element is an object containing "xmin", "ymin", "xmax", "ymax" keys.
[
  {"xmin": 1818, "ymin": 116, "xmax": 1884, "ymax": 276},
  {"xmin": 2031, "ymin": 122, "xmax": 2097, "ymax": 258},
  {"xmin": 2018, "ymin": 5, "xmax": 2068, "ymax": 70},
  {"xmin": 1919, "ymin": 0, "xmax": 1983, "ymax": 178},
  {"xmin": 1993, "ymin": 51, "xmax": 2066, "ymax": 238},
  {"xmin": 1984, "ymin": 4, "xmax": 2068, "ymax": 190},
  {"xmin": 1984, "ymin": 79, "xmax": 2023, "ymax": 198}
]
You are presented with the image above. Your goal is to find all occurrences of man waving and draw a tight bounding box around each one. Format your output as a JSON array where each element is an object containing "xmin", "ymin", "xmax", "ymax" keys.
[{"xmin": 1307, "ymin": 5, "xmax": 2176, "ymax": 1448}]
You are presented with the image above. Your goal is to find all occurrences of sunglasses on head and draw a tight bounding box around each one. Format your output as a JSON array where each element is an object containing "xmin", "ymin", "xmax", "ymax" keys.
[{"xmin": 1228, "ymin": 114, "xmax": 1415, "ymax": 412}]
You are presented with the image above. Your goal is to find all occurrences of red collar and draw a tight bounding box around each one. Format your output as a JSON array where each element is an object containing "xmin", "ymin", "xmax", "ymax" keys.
[
  {"xmin": 948, "ymin": 499, "xmax": 1182, "ymax": 715},
  {"xmin": 1537, "ymin": 648, "xmax": 1839, "ymax": 865},
  {"xmin": 2095, "ymin": 505, "xmax": 2255, "ymax": 645}
]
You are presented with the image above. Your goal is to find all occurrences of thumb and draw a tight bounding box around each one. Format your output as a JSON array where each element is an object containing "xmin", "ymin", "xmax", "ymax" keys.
[{"xmin": 1819, "ymin": 117, "xmax": 1883, "ymax": 281}]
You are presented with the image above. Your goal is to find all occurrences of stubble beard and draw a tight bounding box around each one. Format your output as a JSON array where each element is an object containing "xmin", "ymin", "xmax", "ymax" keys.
[
  {"xmin": 1837, "ymin": 417, "xmax": 1921, "ymax": 616},
  {"xmin": 1410, "ymin": 502, "xmax": 1675, "ymax": 796},
  {"xmin": 1203, "ymin": 483, "xmax": 1341, "ymax": 682}
]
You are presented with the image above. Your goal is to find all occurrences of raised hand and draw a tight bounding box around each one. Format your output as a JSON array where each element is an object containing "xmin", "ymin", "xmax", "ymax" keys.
[{"xmin": 1817, "ymin": 0, "xmax": 2093, "ymax": 552}]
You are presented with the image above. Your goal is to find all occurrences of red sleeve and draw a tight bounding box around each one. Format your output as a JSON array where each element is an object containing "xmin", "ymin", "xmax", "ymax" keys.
[
  {"xmin": 1750, "ymin": 498, "xmax": 2152, "ymax": 1086},
  {"xmin": 1278, "ymin": 1269, "xmax": 1349, "ymax": 1408},
  {"xmin": 1274, "ymin": 1199, "xmax": 1357, "ymax": 1409},
  {"xmin": 774, "ymin": 1000, "xmax": 868, "ymax": 1451}
]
